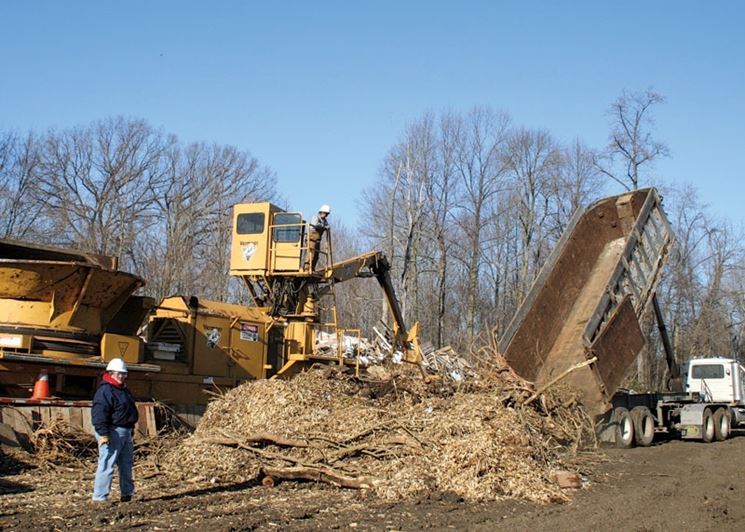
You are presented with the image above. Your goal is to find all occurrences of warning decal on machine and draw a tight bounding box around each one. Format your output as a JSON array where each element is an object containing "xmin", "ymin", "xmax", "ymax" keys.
[{"xmin": 240, "ymin": 322, "xmax": 259, "ymax": 342}]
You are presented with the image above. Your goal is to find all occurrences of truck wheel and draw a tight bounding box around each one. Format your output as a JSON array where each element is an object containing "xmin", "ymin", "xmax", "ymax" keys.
[
  {"xmin": 713, "ymin": 408, "xmax": 731, "ymax": 441},
  {"xmin": 702, "ymin": 409, "xmax": 715, "ymax": 443},
  {"xmin": 631, "ymin": 406, "xmax": 655, "ymax": 447},
  {"xmin": 614, "ymin": 407, "xmax": 635, "ymax": 448}
]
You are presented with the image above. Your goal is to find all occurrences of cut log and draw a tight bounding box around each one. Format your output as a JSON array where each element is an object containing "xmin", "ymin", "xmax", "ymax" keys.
[{"xmin": 261, "ymin": 465, "xmax": 377, "ymax": 489}]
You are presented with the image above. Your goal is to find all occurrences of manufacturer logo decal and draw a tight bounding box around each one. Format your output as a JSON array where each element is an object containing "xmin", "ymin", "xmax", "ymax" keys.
[{"xmin": 242, "ymin": 242, "xmax": 257, "ymax": 261}]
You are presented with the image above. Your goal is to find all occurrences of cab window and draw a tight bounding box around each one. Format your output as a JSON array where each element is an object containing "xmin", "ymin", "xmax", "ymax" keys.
[
  {"xmin": 272, "ymin": 213, "xmax": 302, "ymax": 243},
  {"xmin": 691, "ymin": 364, "xmax": 724, "ymax": 379},
  {"xmin": 237, "ymin": 213, "xmax": 264, "ymax": 234}
]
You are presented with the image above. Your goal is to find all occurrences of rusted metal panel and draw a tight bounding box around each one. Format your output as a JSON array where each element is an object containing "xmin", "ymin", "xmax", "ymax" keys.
[
  {"xmin": 590, "ymin": 296, "xmax": 646, "ymax": 406},
  {"xmin": 0, "ymin": 238, "xmax": 117, "ymax": 270},
  {"xmin": 0, "ymin": 352, "xmax": 160, "ymax": 372},
  {"xmin": 582, "ymin": 190, "xmax": 673, "ymax": 347},
  {"xmin": 501, "ymin": 193, "xmax": 636, "ymax": 380}
]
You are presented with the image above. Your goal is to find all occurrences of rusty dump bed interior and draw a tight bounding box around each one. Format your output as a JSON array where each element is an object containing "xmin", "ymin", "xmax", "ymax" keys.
[{"xmin": 499, "ymin": 188, "xmax": 672, "ymax": 415}]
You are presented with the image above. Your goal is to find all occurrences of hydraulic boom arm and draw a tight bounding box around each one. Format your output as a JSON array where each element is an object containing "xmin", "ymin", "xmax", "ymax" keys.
[{"xmin": 321, "ymin": 251, "xmax": 422, "ymax": 363}]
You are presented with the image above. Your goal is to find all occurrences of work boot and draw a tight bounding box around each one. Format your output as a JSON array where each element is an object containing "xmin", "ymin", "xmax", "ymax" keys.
[{"xmin": 120, "ymin": 495, "xmax": 132, "ymax": 502}]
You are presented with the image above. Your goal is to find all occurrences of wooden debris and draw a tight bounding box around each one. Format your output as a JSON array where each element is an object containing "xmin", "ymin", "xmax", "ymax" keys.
[
  {"xmin": 29, "ymin": 420, "xmax": 96, "ymax": 466},
  {"xmin": 315, "ymin": 326, "xmax": 468, "ymax": 383},
  {"xmin": 553, "ymin": 471, "xmax": 582, "ymax": 489},
  {"xmin": 261, "ymin": 466, "xmax": 377, "ymax": 489},
  {"xmin": 160, "ymin": 365, "xmax": 595, "ymax": 503}
]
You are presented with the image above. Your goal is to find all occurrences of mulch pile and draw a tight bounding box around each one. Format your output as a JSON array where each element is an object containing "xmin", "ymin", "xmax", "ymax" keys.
[{"xmin": 161, "ymin": 363, "xmax": 595, "ymax": 502}]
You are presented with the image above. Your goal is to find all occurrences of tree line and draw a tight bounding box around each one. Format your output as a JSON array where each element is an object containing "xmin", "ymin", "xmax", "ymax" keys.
[
  {"xmin": 1, "ymin": 92, "xmax": 742, "ymax": 391},
  {"xmin": 339, "ymin": 91, "xmax": 744, "ymax": 390},
  {"xmin": 0, "ymin": 117, "xmax": 277, "ymax": 302}
]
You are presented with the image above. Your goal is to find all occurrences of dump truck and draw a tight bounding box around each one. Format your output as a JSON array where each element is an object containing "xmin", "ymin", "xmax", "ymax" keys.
[
  {"xmin": 500, "ymin": 187, "xmax": 742, "ymax": 447},
  {"xmin": 607, "ymin": 356, "xmax": 745, "ymax": 446}
]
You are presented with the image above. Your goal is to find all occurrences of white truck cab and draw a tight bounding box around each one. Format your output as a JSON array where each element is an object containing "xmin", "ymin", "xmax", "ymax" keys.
[{"xmin": 684, "ymin": 357, "xmax": 745, "ymax": 424}]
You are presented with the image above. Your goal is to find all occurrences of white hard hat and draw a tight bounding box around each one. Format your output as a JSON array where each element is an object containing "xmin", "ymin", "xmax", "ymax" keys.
[
  {"xmin": 106, "ymin": 358, "xmax": 128, "ymax": 373},
  {"xmin": 319, "ymin": 204, "xmax": 331, "ymax": 213}
]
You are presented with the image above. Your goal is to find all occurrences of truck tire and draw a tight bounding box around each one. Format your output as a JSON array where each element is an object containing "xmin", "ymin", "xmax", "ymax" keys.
[
  {"xmin": 714, "ymin": 408, "xmax": 731, "ymax": 441},
  {"xmin": 614, "ymin": 407, "xmax": 635, "ymax": 448},
  {"xmin": 631, "ymin": 406, "xmax": 655, "ymax": 447},
  {"xmin": 702, "ymin": 408, "xmax": 715, "ymax": 443}
]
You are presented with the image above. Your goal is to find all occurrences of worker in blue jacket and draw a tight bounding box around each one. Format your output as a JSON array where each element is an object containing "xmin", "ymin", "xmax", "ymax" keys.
[{"xmin": 91, "ymin": 358, "xmax": 139, "ymax": 502}]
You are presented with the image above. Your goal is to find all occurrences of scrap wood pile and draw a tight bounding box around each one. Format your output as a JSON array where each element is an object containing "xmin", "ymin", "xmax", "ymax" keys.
[
  {"xmin": 27, "ymin": 420, "xmax": 97, "ymax": 467},
  {"xmin": 421, "ymin": 345, "xmax": 477, "ymax": 382},
  {"xmin": 14, "ymin": 405, "xmax": 184, "ymax": 471},
  {"xmin": 162, "ymin": 360, "xmax": 595, "ymax": 503},
  {"xmin": 314, "ymin": 325, "xmax": 476, "ymax": 382}
]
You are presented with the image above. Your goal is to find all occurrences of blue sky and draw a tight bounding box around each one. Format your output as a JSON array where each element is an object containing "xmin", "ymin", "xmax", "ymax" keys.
[{"xmin": 1, "ymin": 1, "xmax": 743, "ymax": 229}]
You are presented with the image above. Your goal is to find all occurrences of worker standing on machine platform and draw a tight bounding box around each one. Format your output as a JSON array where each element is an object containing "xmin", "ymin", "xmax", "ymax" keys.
[
  {"xmin": 91, "ymin": 358, "xmax": 139, "ymax": 503},
  {"xmin": 305, "ymin": 204, "xmax": 331, "ymax": 271}
]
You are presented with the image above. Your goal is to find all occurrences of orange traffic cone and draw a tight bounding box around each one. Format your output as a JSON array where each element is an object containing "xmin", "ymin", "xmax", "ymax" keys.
[{"xmin": 31, "ymin": 370, "xmax": 51, "ymax": 400}]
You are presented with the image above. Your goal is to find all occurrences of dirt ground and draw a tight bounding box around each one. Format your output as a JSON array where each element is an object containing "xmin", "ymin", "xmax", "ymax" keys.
[{"xmin": 2, "ymin": 431, "xmax": 744, "ymax": 531}]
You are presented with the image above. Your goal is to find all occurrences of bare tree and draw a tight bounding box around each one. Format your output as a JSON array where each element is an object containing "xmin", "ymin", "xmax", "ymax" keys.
[
  {"xmin": 425, "ymin": 112, "xmax": 459, "ymax": 347},
  {"xmin": 687, "ymin": 222, "xmax": 742, "ymax": 357},
  {"xmin": 502, "ymin": 127, "xmax": 561, "ymax": 301},
  {"xmin": 135, "ymin": 141, "xmax": 277, "ymax": 302},
  {"xmin": 369, "ymin": 115, "xmax": 438, "ymax": 329},
  {"xmin": 549, "ymin": 139, "xmax": 604, "ymax": 237},
  {"xmin": 596, "ymin": 89, "xmax": 669, "ymax": 190},
  {"xmin": 33, "ymin": 117, "xmax": 169, "ymax": 264},
  {"xmin": 0, "ymin": 117, "xmax": 278, "ymax": 305},
  {"xmin": 452, "ymin": 107, "xmax": 511, "ymax": 347},
  {"xmin": 0, "ymin": 131, "xmax": 42, "ymax": 239}
]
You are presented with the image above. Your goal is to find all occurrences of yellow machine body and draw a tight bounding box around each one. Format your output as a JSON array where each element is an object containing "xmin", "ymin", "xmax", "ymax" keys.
[
  {"xmin": 0, "ymin": 240, "xmax": 263, "ymax": 421},
  {"xmin": 145, "ymin": 296, "xmax": 273, "ymax": 381},
  {"xmin": 101, "ymin": 333, "xmax": 143, "ymax": 364}
]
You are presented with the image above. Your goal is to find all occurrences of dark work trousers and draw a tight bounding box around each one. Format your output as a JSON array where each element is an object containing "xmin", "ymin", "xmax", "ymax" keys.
[{"xmin": 305, "ymin": 230, "xmax": 324, "ymax": 271}]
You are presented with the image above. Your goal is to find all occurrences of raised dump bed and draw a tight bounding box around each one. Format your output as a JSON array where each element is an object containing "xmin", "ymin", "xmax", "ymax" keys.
[{"xmin": 499, "ymin": 188, "xmax": 673, "ymax": 415}]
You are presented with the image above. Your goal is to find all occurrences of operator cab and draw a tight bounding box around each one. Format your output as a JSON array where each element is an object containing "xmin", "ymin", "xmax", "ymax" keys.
[{"xmin": 230, "ymin": 203, "xmax": 305, "ymax": 275}]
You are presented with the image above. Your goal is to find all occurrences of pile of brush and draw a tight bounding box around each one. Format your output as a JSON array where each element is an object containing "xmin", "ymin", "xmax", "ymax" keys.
[{"xmin": 162, "ymin": 355, "xmax": 594, "ymax": 502}]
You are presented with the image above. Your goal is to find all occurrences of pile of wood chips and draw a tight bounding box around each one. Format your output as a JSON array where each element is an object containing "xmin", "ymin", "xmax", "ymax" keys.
[{"xmin": 162, "ymin": 364, "xmax": 595, "ymax": 503}]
